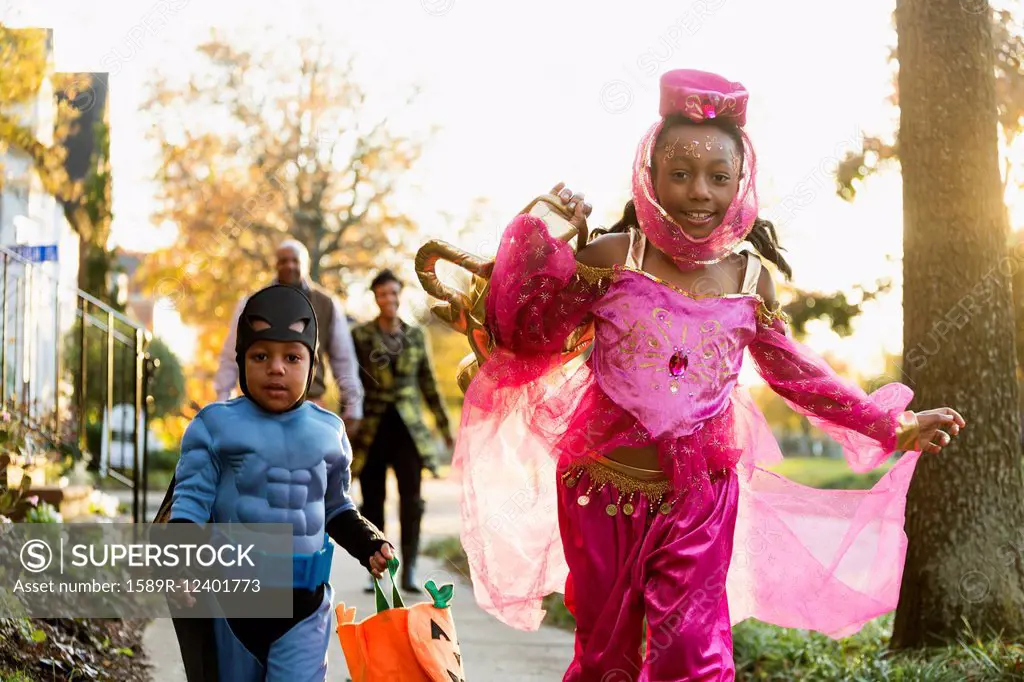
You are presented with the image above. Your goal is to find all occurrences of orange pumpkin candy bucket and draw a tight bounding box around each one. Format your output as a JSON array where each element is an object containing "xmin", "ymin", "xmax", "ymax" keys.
[{"xmin": 336, "ymin": 558, "xmax": 466, "ymax": 682}]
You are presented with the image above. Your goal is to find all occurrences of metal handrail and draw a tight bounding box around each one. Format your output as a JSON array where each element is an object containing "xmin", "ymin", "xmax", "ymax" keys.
[
  {"xmin": 0, "ymin": 244, "xmax": 147, "ymax": 332},
  {"xmin": 82, "ymin": 310, "xmax": 136, "ymax": 345}
]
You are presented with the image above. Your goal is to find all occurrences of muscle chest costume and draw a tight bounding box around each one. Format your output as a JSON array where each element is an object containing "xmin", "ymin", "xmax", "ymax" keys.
[
  {"xmin": 441, "ymin": 72, "xmax": 922, "ymax": 676},
  {"xmin": 172, "ymin": 398, "xmax": 349, "ymax": 565},
  {"xmin": 160, "ymin": 284, "xmax": 385, "ymax": 682}
]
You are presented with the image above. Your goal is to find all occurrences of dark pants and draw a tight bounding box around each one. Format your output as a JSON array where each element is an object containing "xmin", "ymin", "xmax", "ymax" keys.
[{"xmin": 358, "ymin": 406, "xmax": 425, "ymax": 567}]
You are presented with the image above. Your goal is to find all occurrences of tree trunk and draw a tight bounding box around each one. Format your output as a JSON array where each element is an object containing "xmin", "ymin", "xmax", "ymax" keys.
[
  {"xmin": 1014, "ymin": 231, "xmax": 1024, "ymax": 375},
  {"xmin": 893, "ymin": 0, "xmax": 1024, "ymax": 646}
]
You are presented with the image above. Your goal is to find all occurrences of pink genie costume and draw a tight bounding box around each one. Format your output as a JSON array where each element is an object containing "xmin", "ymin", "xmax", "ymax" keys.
[{"xmin": 426, "ymin": 70, "xmax": 922, "ymax": 681}]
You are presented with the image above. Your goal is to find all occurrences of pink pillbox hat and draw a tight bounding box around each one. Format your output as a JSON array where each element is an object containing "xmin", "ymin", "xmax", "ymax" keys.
[{"xmin": 659, "ymin": 69, "xmax": 749, "ymax": 127}]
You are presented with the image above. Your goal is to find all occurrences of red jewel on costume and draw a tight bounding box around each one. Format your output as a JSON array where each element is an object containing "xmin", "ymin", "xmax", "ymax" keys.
[
  {"xmin": 669, "ymin": 349, "xmax": 689, "ymax": 377},
  {"xmin": 702, "ymin": 102, "xmax": 717, "ymax": 119}
]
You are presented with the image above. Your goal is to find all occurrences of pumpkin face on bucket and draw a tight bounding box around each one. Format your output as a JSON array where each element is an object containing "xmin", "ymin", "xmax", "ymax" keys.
[
  {"xmin": 336, "ymin": 579, "xmax": 466, "ymax": 682},
  {"xmin": 409, "ymin": 599, "xmax": 464, "ymax": 682}
]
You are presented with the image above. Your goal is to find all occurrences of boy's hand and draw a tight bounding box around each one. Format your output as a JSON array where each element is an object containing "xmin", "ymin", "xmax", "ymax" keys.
[{"xmin": 368, "ymin": 543, "xmax": 395, "ymax": 579}]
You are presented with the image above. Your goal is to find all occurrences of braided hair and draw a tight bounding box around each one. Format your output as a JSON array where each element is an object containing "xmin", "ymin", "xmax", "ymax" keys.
[{"xmin": 592, "ymin": 115, "xmax": 793, "ymax": 280}]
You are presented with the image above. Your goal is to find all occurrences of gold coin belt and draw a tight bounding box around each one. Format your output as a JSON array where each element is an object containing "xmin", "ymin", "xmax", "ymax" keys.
[{"xmin": 561, "ymin": 460, "xmax": 676, "ymax": 517}]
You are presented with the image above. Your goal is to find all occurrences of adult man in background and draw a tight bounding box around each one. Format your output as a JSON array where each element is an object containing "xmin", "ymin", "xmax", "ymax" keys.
[
  {"xmin": 214, "ymin": 239, "xmax": 364, "ymax": 428},
  {"xmin": 351, "ymin": 269, "xmax": 454, "ymax": 592}
]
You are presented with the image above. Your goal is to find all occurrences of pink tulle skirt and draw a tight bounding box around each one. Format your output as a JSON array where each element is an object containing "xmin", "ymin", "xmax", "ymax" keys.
[{"xmin": 452, "ymin": 347, "xmax": 919, "ymax": 637}]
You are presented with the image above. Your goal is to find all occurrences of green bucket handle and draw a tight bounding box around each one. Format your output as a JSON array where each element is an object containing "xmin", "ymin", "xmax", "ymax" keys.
[
  {"xmin": 373, "ymin": 557, "xmax": 405, "ymax": 612},
  {"xmin": 373, "ymin": 558, "xmax": 458, "ymax": 612}
]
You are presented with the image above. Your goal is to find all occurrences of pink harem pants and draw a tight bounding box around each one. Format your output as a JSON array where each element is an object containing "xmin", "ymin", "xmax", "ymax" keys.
[{"xmin": 558, "ymin": 456, "xmax": 739, "ymax": 682}]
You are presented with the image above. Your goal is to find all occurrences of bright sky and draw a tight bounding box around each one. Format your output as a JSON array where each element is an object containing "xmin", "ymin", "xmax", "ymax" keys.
[{"xmin": 12, "ymin": 0, "xmax": 1021, "ymax": 376}]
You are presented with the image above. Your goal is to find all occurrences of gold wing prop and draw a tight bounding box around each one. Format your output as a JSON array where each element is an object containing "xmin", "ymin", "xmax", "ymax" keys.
[{"xmin": 415, "ymin": 195, "xmax": 595, "ymax": 393}]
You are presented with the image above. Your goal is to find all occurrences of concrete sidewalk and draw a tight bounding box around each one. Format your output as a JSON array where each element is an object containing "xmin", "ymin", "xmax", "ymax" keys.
[{"xmin": 140, "ymin": 474, "xmax": 574, "ymax": 680}]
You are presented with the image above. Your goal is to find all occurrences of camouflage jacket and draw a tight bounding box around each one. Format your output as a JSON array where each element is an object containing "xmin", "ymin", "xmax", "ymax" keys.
[{"xmin": 350, "ymin": 319, "xmax": 453, "ymax": 474}]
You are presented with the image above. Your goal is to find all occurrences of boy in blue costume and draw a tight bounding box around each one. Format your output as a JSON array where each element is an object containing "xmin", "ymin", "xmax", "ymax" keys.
[{"xmin": 168, "ymin": 284, "xmax": 393, "ymax": 681}]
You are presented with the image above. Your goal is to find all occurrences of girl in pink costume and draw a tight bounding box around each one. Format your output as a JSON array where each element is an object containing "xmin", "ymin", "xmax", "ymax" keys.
[{"xmin": 450, "ymin": 69, "xmax": 965, "ymax": 681}]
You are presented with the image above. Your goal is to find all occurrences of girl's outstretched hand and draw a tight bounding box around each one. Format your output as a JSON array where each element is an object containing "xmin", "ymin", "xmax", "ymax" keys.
[{"xmin": 915, "ymin": 408, "xmax": 966, "ymax": 454}]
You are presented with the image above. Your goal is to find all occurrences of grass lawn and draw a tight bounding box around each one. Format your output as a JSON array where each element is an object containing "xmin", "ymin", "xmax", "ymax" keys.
[{"xmin": 766, "ymin": 455, "xmax": 894, "ymax": 490}]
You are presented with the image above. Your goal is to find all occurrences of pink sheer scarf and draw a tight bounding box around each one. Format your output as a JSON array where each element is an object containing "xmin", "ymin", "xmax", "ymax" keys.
[{"xmin": 633, "ymin": 120, "xmax": 759, "ymax": 270}]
